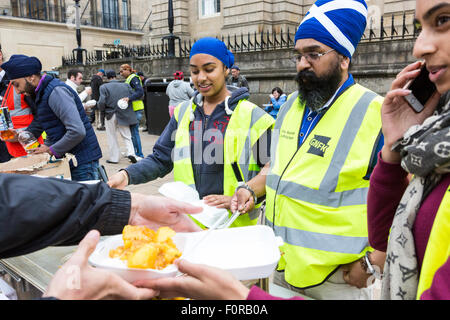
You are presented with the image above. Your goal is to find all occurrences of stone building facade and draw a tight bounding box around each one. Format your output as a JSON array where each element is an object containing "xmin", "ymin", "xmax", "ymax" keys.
[
  {"xmin": 0, "ymin": 0, "xmax": 151, "ymax": 70},
  {"xmin": 0, "ymin": 0, "xmax": 418, "ymax": 70},
  {"xmin": 149, "ymin": 0, "xmax": 417, "ymax": 42}
]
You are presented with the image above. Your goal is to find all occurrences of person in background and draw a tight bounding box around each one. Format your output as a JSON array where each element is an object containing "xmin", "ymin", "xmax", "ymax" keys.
[
  {"xmin": 89, "ymin": 68, "xmax": 105, "ymax": 130},
  {"xmin": 119, "ymin": 64, "xmax": 145, "ymax": 158},
  {"xmin": 2, "ymin": 55, "xmax": 103, "ymax": 181},
  {"xmin": 65, "ymin": 69, "xmax": 92, "ymax": 109},
  {"xmin": 97, "ymin": 70, "xmax": 140, "ymax": 164},
  {"xmin": 0, "ymin": 45, "xmax": 43, "ymax": 159},
  {"xmin": 265, "ymin": 87, "xmax": 287, "ymax": 119},
  {"xmin": 226, "ymin": 65, "xmax": 249, "ymax": 91},
  {"xmin": 137, "ymin": 71, "xmax": 151, "ymax": 86},
  {"xmin": 166, "ymin": 70, "xmax": 195, "ymax": 117},
  {"xmin": 367, "ymin": 0, "xmax": 450, "ymax": 300},
  {"xmin": 137, "ymin": 71, "xmax": 150, "ymax": 132}
]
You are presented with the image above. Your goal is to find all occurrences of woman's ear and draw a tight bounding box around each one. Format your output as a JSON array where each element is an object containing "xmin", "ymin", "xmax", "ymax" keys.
[{"xmin": 224, "ymin": 67, "xmax": 230, "ymax": 77}]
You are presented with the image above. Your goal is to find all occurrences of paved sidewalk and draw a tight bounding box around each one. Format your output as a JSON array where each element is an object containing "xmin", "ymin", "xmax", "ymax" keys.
[{"xmin": 94, "ymin": 128, "xmax": 173, "ymax": 196}]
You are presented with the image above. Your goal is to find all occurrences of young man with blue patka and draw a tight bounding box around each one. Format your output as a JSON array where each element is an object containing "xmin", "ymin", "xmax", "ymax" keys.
[
  {"xmin": 232, "ymin": 0, "xmax": 386, "ymax": 299},
  {"xmin": 1, "ymin": 55, "xmax": 102, "ymax": 181}
]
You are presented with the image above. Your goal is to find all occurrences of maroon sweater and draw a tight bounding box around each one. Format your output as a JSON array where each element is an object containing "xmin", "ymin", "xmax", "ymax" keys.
[
  {"xmin": 245, "ymin": 153, "xmax": 449, "ymax": 300},
  {"xmin": 367, "ymin": 152, "xmax": 450, "ymax": 300}
]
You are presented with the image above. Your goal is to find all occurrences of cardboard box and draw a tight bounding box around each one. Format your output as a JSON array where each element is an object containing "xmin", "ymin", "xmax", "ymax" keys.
[{"xmin": 0, "ymin": 153, "xmax": 72, "ymax": 179}]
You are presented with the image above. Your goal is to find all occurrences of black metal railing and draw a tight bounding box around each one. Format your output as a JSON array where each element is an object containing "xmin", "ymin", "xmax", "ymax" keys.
[{"xmin": 62, "ymin": 13, "xmax": 418, "ymax": 66}]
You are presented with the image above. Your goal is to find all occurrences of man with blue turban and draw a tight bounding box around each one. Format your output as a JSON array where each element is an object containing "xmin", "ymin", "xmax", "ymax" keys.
[
  {"xmin": 233, "ymin": 0, "xmax": 386, "ymax": 299},
  {"xmin": 1, "ymin": 54, "xmax": 103, "ymax": 181}
]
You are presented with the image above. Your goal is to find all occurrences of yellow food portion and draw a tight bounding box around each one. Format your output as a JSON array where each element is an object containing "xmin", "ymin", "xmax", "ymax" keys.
[{"xmin": 109, "ymin": 225, "xmax": 182, "ymax": 270}]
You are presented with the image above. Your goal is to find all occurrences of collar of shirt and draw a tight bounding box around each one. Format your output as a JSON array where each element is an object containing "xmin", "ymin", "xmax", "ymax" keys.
[
  {"xmin": 35, "ymin": 74, "xmax": 47, "ymax": 93},
  {"xmin": 65, "ymin": 79, "xmax": 78, "ymax": 91},
  {"xmin": 0, "ymin": 70, "xmax": 5, "ymax": 82}
]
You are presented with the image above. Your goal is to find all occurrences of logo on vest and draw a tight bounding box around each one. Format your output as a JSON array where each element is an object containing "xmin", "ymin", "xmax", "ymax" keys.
[{"xmin": 307, "ymin": 135, "xmax": 331, "ymax": 157}]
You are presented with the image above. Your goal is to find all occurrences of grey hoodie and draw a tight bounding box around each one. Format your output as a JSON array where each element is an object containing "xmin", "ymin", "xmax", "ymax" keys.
[{"xmin": 166, "ymin": 80, "xmax": 195, "ymax": 106}]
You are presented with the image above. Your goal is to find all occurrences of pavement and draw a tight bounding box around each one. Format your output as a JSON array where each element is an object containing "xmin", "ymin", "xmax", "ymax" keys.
[{"xmin": 94, "ymin": 127, "xmax": 173, "ymax": 196}]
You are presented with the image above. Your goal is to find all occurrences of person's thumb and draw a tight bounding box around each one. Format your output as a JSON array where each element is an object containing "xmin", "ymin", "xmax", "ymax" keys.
[{"xmin": 71, "ymin": 230, "xmax": 100, "ymax": 264}]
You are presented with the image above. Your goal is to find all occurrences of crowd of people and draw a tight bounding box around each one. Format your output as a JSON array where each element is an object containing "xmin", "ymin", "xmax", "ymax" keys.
[{"xmin": 0, "ymin": 0, "xmax": 448, "ymax": 301}]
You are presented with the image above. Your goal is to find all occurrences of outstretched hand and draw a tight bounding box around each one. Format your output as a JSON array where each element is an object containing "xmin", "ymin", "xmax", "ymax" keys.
[{"xmin": 129, "ymin": 194, "xmax": 203, "ymax": 232}]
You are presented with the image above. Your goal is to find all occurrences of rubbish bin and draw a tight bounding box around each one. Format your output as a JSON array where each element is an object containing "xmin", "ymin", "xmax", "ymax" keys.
[{"xmin": 144, "ymin": 83, "xmax": 170, "ymax": 135}]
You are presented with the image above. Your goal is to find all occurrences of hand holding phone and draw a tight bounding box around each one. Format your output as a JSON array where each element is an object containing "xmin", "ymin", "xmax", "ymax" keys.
[{"xmin": 403, "ymin": 62, "xmax": 437, "ymax": 113}]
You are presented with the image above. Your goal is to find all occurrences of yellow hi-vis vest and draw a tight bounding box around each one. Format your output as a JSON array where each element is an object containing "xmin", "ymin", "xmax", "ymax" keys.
[
  {"xmin": 265, "ymin": 84, "xmax": 383, "ymax": 288},
  {"xmin": 416, "ymin": 185, "xmax": 450, "ymax": 299},
  {"xmin": 173, "ymin": 98, "xmax": 275, "ymax": 228},
  {"xmin": 125, "ymin": 74, "xmax": 145, "ymax": 112}
]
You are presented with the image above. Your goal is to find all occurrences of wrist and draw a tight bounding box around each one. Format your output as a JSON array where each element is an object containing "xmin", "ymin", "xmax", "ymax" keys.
[
  {"xmin": 119, "ymin": 169, "xmax": 130, "ymax": 185},
  {"xmin": 129, "ymin": 193, "xmax": 144, "ymax": 225},
  {"xmin": 236, "ymin": 183, "xmax": 257, "ymax": 204},
  {"xmin": 381, "ymin": 145, "xmax": 401, "ymax": 164}
]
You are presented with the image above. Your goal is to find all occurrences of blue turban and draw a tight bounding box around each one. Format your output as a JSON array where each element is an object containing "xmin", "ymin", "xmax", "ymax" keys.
[
  {"xmin": 189, "ymin": 37, "xmax": 235, "ymax": 69},
  {"xmin": 1, "ymin": 54, "xmax": 42, "ymax": 80},
  {"xmin": 295, "ymin": 0, "xmax": 368, "ymax": 59}
]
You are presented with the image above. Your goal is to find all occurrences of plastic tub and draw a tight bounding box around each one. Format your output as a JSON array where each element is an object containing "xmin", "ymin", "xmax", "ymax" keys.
[{"xmin": 88, "ymin": 225, "xmax": 283, "ymax": 282}]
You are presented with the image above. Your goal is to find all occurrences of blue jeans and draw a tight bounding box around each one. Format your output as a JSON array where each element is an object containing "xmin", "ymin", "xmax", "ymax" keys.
[
  {"xmin": 130, "ymin": 110, "xmax": 144, "ymax": 158},
  {"xmin": 70, "ymin": 160, "xmax": 100, "ymax": 182}
]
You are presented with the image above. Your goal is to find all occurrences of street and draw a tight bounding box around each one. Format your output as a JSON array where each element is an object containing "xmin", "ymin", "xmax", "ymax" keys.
[{"xmin": 94, "ymin": 127, "xmax": 173, "ymax": 196}]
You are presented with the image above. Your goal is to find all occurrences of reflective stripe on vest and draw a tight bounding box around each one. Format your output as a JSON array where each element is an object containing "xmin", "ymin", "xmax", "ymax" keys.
[
  {"xmin": 125, "ymin": 74, "xmax": 145, "ymax": 111},
  {"xmin": 173, "ymin": 98, "xmax": 274, "ymax": 227},
  {"xmin": 416, "ymin": 185, "xmax": 450, "ymax": 299},
  {"xmin": 5, "ymin": 83, "xmax": 32, "ymax": 119},
  {"xmin": 265, "ymin": 84, "xmax": 383, "ymax": 288},
  {"xmin": 3, "ymin": 83, "xmax": 37, "ymax": 157}
]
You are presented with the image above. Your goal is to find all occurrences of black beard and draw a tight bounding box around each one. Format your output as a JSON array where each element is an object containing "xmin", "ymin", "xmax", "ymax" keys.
[
  {"xmin": 24, "ymin": 79, "xmax": 36, "ymax": 96},
  {"xmin": 295, "ymin": 62, "xmax": 342, "ymax": 111}
]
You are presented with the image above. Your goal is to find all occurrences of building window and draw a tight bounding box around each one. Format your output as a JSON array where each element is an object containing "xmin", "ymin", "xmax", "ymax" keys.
[
  {"xmin": 199, "ymin": 0, "xmax": 220, "ymax": 18},
  {"xmin": 10, "ymin": 0, "xmax": 65, "ymax": 23},
  {"xmin": 121, "ymin": 0, "xmax": 129, "ymax": 30},
  {"xmin": 102, "ymin": 0, "xmax": 119, "ymax": 29}
]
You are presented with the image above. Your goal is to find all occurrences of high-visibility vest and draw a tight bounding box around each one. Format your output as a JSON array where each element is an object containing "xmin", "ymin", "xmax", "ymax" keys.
[
  {"xmin": 416, "ymin": 184, "xmax": 450, "ymax": 299},
  {"xmin": 173, "ymin": 98, "xmax": 274, "ymax": 228},
  {"xmin": 265, "ymin": 84, "xmax": 383, "ymax": 288},
  {"xmin": 125, "ymin": 74, "xmax": 145, "ymax": 112},
  {"xmin": 2, "ymin": 83, "xmax": 43, "ymax": 157}
]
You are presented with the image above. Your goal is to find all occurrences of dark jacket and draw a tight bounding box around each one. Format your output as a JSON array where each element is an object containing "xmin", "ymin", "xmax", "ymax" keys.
[
  {"xmin": 125, "ymin": 87, "xmax": 271, "ymax": 198},
  {"xmin": 0, "ymin": 174, "xmax": 130, "ymax": 259},
  {"xmin": 127, "ymin": 75, "xmax": 145, "ymax": 102},
  {"xmin": 35, "ymin": 75, "xmax": 102, "ymax": 167},
  {"xmin": 97, "ymin": 80, "xmax": 137, "ymax": 126},
  {"xmin": 90, "ymin": 74, "xmax": 103, "ymax": 101}
]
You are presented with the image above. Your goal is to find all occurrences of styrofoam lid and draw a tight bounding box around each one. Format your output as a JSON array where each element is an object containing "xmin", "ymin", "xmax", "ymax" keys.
[{"xmin": 158, "ymin": 181, "xmax": 200, "ymax": 202}]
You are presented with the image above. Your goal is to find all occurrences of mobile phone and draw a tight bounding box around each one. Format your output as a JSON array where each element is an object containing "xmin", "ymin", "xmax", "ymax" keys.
[{"xmin": 403, "ymin": 63, "xmax": 437, "ymax": 113}]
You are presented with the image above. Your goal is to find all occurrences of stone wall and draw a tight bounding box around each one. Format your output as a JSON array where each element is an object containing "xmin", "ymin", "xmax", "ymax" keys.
[{"xmin": 60, "ymin": 38, "xmax": 416, "ymax": 107}]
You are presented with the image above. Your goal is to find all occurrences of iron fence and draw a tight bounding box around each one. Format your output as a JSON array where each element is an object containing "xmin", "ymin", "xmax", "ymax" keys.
[{"xmin": 62, "ymin": 13, "xmax": 418, "ymax": 66}]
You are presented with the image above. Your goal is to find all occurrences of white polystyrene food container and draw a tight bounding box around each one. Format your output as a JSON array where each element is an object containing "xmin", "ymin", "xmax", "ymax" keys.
[
  {"xmin": 88, "ymin": 225, "xmax": 283, "ymax": 282},
  {"xmin": 158, "ymin": 181, "xmax": 229, "ymax": 228}
]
